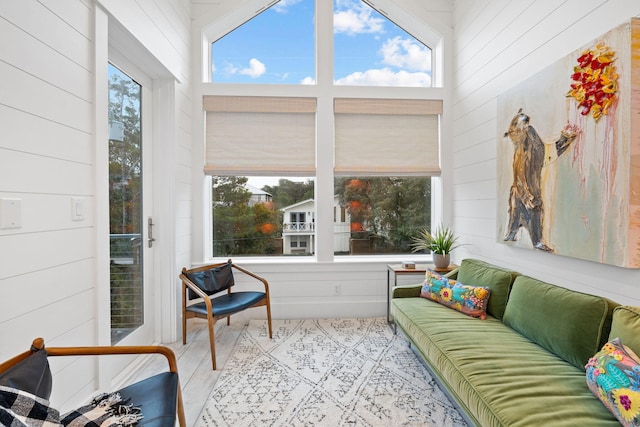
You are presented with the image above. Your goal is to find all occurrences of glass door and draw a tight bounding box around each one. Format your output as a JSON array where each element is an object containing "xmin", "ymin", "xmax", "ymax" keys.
[{"xmin": 108, "ymin": 63, "xmax": 154, "ymax": 345}]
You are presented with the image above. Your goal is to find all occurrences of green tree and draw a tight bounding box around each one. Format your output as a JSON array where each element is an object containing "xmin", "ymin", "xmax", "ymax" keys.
[
  {"xmin": 212, "ymin": 176, "xmax": 253, "ymax": 256},
  {"xmin": 336, "ymin": 177, "xmax": 430, "ymax": 253},
  {"xmin": 108, "ymin": 72, "xmax": 141, "ymax": 235}
]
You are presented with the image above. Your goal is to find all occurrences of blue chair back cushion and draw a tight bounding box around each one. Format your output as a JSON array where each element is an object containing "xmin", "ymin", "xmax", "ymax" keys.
[
  {"xmin": 0, "ymin": 349, "xmax": 52, "ymax": 400},
  {"xmin": 185, "ymin": 261, "xmax": 235, "ymax": 299}
]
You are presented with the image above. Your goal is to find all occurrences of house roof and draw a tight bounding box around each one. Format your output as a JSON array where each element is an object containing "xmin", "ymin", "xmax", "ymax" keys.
[
  {"xmin": 280, "ymin": 198, "xmax": 315, "ymax": 212},
  {"xmin": 245, "ymin": 183, "xmax": 271, "ymax": 196}
]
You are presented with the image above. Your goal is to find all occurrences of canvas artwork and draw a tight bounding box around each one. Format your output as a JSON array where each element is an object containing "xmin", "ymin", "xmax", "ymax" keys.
[{"xmin": 497, "ymin": 18, "xmax": 640, "ymax": 268}]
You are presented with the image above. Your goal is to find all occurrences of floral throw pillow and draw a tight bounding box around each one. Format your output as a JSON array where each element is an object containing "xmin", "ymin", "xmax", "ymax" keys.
[
  {"xmin": 420, "ymin": 270, "xmax": 491, "ymax": 319},
  {"xmin": 585, "ymin": 337, "xmax": 640, "ymax": 427}
]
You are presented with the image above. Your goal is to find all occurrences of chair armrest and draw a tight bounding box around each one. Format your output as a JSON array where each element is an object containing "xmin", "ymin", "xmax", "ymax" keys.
[
  {"xmin": 231, "ymin": 263, "xmax": 270, "ymax": 295},
  {"xmin": 392, "ymin": 284, "xmax": 422, "ymax": 298},
  {"xmin": 180, "ymin": 273, "xmax": 215, "ymax": 302},
  {"xmin": 42, "ymin": 341, "xmax": 179, "ymax": 374}
]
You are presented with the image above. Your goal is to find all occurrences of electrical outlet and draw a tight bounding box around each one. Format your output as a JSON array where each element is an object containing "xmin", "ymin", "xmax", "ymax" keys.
[
  {"xmin": 0, "ymin": 198, "xmax": 22, "ymax": 229},
  {"xmin": 333, "ymin": 284, "xmax": 341, "ymax": 296}
]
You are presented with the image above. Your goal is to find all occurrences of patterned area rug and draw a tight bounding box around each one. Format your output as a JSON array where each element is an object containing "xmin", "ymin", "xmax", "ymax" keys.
[{"xmin": 198, "ymin": 318, "xmax": 467, "ymax": 426}]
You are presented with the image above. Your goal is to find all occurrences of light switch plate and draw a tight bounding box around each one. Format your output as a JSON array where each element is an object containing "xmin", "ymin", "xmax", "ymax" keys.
[
  {"xmin": 0, "ymin": 198, "xmax": 22, "ymax": 229},
  {"xmin": 71, "ymin": 197, "xmax": 84, "ymax": 221}
]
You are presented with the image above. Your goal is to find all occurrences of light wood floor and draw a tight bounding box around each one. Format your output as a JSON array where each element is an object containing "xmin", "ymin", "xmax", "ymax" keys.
[{"xmin": 131, "ymin": 318, "xmax": 249, "ymax": 426}]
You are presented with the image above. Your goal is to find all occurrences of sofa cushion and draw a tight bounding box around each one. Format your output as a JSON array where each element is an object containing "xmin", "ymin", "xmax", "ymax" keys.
[
  {"xmin": 585, "ymin": 337, "xmax": 640, "ymax": 427},
  {"xmin": 455, "ymin": 258, "xmax": 518, "ymax": 320},
  {"xmin": 503, "ymin": 276, "xmax": 617, "ymax": 370},
  {"xmin": 609, "ymin": 306, "xmax": 640, "ymax": 356},
  {"xmin": 420, "ymin": 270, "xmax": 491, "ymax": 319}
]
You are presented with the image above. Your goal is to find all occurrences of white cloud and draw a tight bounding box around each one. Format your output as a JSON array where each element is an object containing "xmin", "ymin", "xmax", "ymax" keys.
[
  {"xmin": 224, "ymin": 63, "xmax": 238, "ymax": 75},
  {"xmin": 380, "ymin": 36, "xmax": 431, "ymax": 72},
  {"xmin": 273, "ymin": 0, "xmax": 302, "ymax": 13},
  {"xmin": 239, "ymin": 58, "xmax": 266, "ymax": 78},
  {"xmin": 334, "ymin": 2, "xmax": 384, "ymax": 35},
  {"xmin": 300, "ymin": 76, "xmax": 315, "ymax": 85},
  {"xmin": 334, "ymin": 68, "xmax": 431, "ymax": 87}
]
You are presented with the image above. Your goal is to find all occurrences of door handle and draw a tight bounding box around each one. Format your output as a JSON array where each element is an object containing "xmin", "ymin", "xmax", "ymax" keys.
[{"xmin": 148, "ymin": 217, "xmax": 156, "ymax": 248}]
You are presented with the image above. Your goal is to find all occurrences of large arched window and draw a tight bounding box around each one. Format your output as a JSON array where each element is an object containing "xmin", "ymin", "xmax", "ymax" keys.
[{"xmin": 201, "ymin": 0, "xmax": 444, "ymax": 260}]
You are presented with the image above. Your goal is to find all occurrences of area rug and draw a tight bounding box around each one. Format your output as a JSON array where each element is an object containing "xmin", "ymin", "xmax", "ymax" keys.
[{"xmin": 198, "ymin": 318, "xmax": 467, "ymax": 426}]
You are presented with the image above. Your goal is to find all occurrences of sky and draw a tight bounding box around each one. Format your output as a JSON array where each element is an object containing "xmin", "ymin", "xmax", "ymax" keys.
[{"xmin": 211, "ymin": 0, "xmax": 432, "ymax": 86}]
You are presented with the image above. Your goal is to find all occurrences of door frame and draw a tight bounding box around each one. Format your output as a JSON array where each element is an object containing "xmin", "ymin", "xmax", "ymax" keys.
[{"xmin": 94, "ymin": 6, "xmax": 178, "ymax": 389}]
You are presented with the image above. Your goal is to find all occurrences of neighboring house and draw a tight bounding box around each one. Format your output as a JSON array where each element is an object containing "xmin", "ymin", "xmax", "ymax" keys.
[
  {"xmin": 245, "ymin": 184, "xmax": 272, "ymax": 206},
  {"xmin": 281, "ymin": 196, "xmax": 350, "ymax": 255}
]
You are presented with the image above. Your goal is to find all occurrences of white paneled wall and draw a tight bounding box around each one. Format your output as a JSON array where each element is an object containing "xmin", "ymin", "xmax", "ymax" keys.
[
  {"xmin": 451, "ymin": 0, "xmax": 640, "ymax": 306},
  {"xmin": 0, "ymin": 0, "xmax": 192, "ymax": 410},
  {"xmin": 0, "ymin": 0, "xmax": 96, "ymax": 356}
]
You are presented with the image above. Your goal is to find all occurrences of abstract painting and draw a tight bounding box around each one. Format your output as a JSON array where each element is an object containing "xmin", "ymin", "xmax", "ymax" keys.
[{"xmin": 497, "ymin": 18, "xmax": 640, "ymax": 268}]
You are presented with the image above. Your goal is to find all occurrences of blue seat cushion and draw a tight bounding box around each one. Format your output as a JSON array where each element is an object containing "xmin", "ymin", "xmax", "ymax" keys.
[
  {"xmin": 116, "ymin": 372, "xmax": 178, "ymax": 427},
  {"xmin": 186, "ymin": 291, "xmax": 267, "ymax": 317}
]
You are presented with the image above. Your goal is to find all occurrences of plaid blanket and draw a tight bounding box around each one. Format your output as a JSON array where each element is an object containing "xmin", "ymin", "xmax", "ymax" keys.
[{"xmin": 0, "ymin": 386, "xmax": 142, "ymax": 427}]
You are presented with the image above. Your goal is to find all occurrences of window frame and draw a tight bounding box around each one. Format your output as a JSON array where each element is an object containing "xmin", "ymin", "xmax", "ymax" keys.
[{"xmin": 199, "ymin": 0, "xmax": 446, "ymax": 263}]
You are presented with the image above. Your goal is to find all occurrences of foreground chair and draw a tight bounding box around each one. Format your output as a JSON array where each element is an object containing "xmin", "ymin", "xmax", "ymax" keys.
[
  {"xmin": 180, "ymin": 259, "xmax": 272, "ymax": 370},
  {"xmin": 0, "ymin": 337, "xmax": 186, "ymax": 427}
]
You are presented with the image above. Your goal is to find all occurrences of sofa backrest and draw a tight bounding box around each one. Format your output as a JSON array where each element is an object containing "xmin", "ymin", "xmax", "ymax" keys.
[
  {"xmin": 454, "ymin": 258, "xmax": 519, "ymax": 320},
  {"xmin": 608, "ymin": 305, "xmax": 640, "ymax": 356},
  {"xmin": 503, "ymin": 275, "xmax": 619, "ymax": 370}
]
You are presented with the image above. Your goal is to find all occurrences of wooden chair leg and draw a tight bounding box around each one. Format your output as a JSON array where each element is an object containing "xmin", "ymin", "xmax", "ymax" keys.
[
  {"xmin": 182, "ymin": 315, "xmax": 187, "ymax": 345},
  {"xmin": 207, "ymin": 315, "xmax": 217, "ymax": 370},
  {"xmin": 176, "ymin": 384, "xmax": 186, "ymax": 427},
  {"xmin": 182, "ymin": 284, "xmax": 187, "ymax": 345},
  {"xmin": 266, "ymin": 303, "xmax": 273, "ymax": 339}
]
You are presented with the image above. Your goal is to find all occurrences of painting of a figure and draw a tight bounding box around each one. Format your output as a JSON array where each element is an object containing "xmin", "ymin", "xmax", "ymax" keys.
[
  {"xmin": 497, "ymin": 18, "xmax": 640, "ymax": 268},
  {"xmin": 503, "ymin": 109, "xmax": 578, "ymax": 252}
]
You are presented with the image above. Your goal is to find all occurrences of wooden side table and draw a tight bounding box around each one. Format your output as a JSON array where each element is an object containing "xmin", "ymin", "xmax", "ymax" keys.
[{"xmin": 386, "ymin": 263, "xmax": 457, "ymax": 323}]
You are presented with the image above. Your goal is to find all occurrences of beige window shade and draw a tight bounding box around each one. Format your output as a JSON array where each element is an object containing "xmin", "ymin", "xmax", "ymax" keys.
[
  {"xmin": 334, "ymin": 98, "xmax": 441, "ymax": 176},
  {"xmin": 204, "ymin": 96, "xmax": 316, "ymax": 175}
]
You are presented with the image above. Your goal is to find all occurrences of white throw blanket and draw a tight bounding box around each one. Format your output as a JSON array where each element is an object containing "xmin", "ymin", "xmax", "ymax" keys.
[{"xmin": 0, "ymin": 386, "xmax": 142, "ymax": 427}]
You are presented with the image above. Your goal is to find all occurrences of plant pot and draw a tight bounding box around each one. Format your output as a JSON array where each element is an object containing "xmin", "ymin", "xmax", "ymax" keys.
[{"xmin": 433, "ymin": 253, "xmax": 450, "ymax": 270}]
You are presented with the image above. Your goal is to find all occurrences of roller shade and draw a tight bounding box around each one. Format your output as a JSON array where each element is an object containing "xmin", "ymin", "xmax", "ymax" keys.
[
  {"xmin": 204, "ymin": 96, "xmax": 316, "ymax": 175},
  {"xmin": 334, "ymin": 98, "xmax": 442, "ymax": 176}
]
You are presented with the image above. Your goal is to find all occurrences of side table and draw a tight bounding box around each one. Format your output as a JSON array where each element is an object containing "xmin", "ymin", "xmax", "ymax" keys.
[{"xmin": 386, "ymin": 263, "xmax": 457, "ymax": 323}]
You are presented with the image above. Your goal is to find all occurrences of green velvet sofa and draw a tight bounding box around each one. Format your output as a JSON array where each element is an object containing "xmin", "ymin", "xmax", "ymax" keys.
[{"xmin": 391, "ymin": 258, "xmax": 640, "ymax": 427}]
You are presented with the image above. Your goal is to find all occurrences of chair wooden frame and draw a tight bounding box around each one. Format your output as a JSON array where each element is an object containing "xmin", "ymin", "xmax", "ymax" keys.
[
  {"xmin": 180, "ymin": 259, "xmax": 273, "ymax": 370},
  {"xmin": 0, "ymin": 338, "xmax": 186, "ymax": 427}
]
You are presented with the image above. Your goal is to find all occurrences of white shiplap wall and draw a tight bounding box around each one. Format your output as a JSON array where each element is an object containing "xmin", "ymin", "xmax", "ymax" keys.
[
  {"xmin": 0, "ymin": 0, "xmax": 96, "ymax": 358},
  {"xmin": 451, "ymin": 0, "xmax": 640, "ymax": 306},
  {"xmin": 0, "ymin": 0, "xmax": 192, "ymax": 410}
]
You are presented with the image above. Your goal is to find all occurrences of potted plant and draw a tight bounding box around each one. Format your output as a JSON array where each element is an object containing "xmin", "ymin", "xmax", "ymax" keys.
[{"xmin": 411, "ymin": 224, "xmax": 462, "ymax": 270}]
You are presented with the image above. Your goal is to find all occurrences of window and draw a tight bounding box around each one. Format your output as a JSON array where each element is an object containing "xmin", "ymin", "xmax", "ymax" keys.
[
  {"xmin": 204, "ymin": 0, "xmax": 442, "ymax": 259},
  {"xmin": 211, "ymin": 0, "xmax": 315, "ymax": 84},
  {"xmin": 335, "ymin": 177, "xmax": 430, "ymax": 255},
  {"xmin": 108, "ymin": 64, "xmax": 143, "ymax": 343},
  {"xmin": 334, "ymin": 0, "xmax": 433, "ymax": 87},
  {"xmin": 211, "ymin": 176, "xmax": 314, "ymax": 257}
]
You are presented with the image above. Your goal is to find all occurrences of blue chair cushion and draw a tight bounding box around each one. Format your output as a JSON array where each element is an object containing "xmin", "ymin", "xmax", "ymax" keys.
[
  {"xmin": 186, "ymin": 291, "xmax": 267, "ymax": 317},
  {"xmin": 116, "ymin": 372, "xmax": 178, "ymax": 427}
]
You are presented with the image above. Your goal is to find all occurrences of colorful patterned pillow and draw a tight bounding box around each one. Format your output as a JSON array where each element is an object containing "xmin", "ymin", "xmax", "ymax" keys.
[
  {"xmin": 420, "ymin": 270, "xmax": 491, "ymax": 319},
  {"xmin": 585, "ymin": 337, "xmax": 640, "ymax": 427}
]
